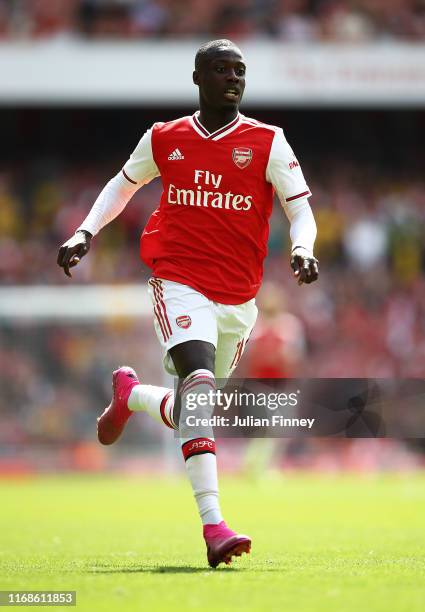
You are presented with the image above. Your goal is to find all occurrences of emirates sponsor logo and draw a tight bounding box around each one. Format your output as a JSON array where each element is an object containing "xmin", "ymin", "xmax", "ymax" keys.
[
  {"xmin": 168, "ymin": 184, "xmax": 252, "ymax": 211},
  {"xmin": 167, "ymin": 169, "xmax": 253, "ymax": 211},
  {"xmin": 232, "ymin": 147, "xmax": 253, "ymax": 169},
  {"xmin": 176, "ymin": 315, "xmax": 191, "ymax": 329}
]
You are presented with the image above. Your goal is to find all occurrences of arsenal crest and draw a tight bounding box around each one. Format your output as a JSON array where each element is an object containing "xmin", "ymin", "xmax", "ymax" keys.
[
  {"xmin": 176, "ymin": 315, "xmax": 192, "ymax": 329},
  {"xmin": 232, "ymin": 148, "xmax": 253, "ymax": 169}
]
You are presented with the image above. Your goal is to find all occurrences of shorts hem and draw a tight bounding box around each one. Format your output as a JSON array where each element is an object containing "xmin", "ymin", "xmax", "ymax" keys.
[{"xmin": 163, "ymin": 333, "xmax": 217, "ymax": 353}]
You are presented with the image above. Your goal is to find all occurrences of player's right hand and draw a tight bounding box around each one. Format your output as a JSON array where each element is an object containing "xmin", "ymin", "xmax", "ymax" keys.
[{"xmin": 57, "ymin": 230, "xmax": 92, "ymax": 278}]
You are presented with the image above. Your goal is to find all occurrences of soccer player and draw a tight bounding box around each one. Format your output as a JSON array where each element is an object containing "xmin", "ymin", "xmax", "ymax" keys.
[{"xmin": 57, "ymin": 39, "xmax": 319, "ymax": 568}]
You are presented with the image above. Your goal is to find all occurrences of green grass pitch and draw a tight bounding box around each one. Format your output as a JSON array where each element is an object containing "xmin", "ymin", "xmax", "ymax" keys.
[{"xmin": 0, "ymin": 474, "xmax": 424, "ymax": 611}]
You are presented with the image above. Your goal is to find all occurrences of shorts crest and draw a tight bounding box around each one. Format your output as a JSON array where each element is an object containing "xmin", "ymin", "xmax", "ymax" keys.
[
  {"xmin": 176, "ymin": 315, "xmax": 192, "ymax": 329},
  {"xmin": 232, "ymin": 148, "xmax": 253, "ymax": 169}
]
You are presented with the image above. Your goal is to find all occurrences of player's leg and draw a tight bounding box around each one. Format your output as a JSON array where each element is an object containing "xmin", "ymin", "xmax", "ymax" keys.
[
  {"xmin": 97, "ymin": 279, "xmax": 216, "ymax": 444},
  {"xmin": 169, "ymin": 339, "xmax": 251, "ymax": 568},
  {"xmin": 169, "ymin": 339, "xmax": 221, "ymax": 525},
  {"xmin": 127, "ymin": 382, "xmax": 175, "ymax": 428},
  {"xmin": 214, "ymin": 298, "xmax": 258, "ymax": 382},
  {"xmin": 97, "ymin": 365, "xmax": 176, "ymax": 445},
  {"xmin": 178, "ymin": 298, "xmax": 258, "ymax": 566}
]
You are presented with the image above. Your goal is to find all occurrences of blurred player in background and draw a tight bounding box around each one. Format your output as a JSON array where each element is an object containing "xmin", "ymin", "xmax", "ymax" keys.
[
  {"xmin": 57, "ymin": 39, "xmax": 318, "ymax": 567},
  {"xmin": 245, "ymin": 281, "xmax": 306, "ymax": 379},
  {"xmin": 242, "ymin": 282, "xmax": 307, "ymax": 479}
]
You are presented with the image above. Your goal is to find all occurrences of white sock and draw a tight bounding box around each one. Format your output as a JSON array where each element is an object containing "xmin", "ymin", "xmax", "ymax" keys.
[
  {"xmin": 128, "ymin": 384, "xmax": 176, "ymax": 429},
  {"xmin": 179, "ymin": 370, "xmax": 223, "ymax": 526}
]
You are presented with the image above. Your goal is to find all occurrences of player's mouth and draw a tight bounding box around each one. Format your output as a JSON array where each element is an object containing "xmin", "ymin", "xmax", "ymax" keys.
[{"xmin": 223, "ymin": 88, "xmax": 240, "ymax": 101}]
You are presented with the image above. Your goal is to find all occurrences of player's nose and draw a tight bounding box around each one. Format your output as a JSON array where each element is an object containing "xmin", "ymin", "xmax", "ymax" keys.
[
  {"xmin": 227, "ymin": 71, "xmax": 239, "ymax": 83},
  {"xmin": 226, "ymin": 68, "xmax": 239, "ymax": 82}
]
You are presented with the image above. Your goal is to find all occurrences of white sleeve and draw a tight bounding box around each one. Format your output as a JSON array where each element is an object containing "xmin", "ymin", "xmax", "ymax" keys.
[
  {"xmin": 122, "ymin": 127, "xmax": 160, "ymax": 185},
  {"xmin": 77, "ymin": 171, "xmax": 139, "ymax": 236},
  {"xmin": 286, "ymin": 197, "xmax": 317, "ymax": 254},
  {"xmin": 266, "ymin": 128, "xmax": 311, "ymax": 204},
  {"xmin": 266, "ymin": 129, "xmax": 316, "ymax": 254},
  {"xmin": 77, "ymin": 128, "xmax": 160, "ymax": 236}
]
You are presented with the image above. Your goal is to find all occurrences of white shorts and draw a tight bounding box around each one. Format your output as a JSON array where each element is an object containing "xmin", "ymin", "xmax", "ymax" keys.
[{"xmin": 147, "ymin": 277, "xmax": 258, "ymax": 380}]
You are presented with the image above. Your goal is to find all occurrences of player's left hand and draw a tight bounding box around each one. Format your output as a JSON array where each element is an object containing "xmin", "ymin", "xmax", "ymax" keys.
[
  {"xmin": 57, "ymin": 230, "xmax": 92, "ymax": 278},
  {"xmin": 290, "ymin": 246, "xmax": 319, "ymax": 285}
]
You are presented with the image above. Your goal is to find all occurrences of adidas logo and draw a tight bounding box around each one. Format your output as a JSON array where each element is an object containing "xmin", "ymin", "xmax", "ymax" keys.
[{"xmin": 168, "ymin": 148, "xmax": 184, "ymax": 160}]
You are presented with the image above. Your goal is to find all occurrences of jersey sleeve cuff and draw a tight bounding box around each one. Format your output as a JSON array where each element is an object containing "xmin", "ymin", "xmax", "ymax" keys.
[
  {"xmin": 122, "ymin": 168, "xmax": 137, "ymax": 185},
  {"xmin": 285, "ymin": 190, "xmax": 311, "ymax": 203},
  {"xmin": 76, "ymin": 224, "xmax": 97, "ymax": 237}
]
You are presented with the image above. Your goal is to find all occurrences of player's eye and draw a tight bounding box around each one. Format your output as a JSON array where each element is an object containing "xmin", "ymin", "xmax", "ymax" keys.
[
  {"xmin": 236, "ymin": 67, "xmax": 246, "ymax": 76},
  {"xmin": 216, "ymin": 66, "xmax": 225, "ymax": 73}
]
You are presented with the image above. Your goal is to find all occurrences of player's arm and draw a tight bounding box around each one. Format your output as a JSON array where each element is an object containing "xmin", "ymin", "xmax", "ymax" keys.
[
  {"xmin": 286, "ymin": 197, "xmax": 319, "ymax": 285},
  {"xmin": 266, "ymin": 129, "xmax": 318, "ymax": 285},
  {"xmin": 57, "ymin": 127, "xmax": 160, "ymax": 277}
]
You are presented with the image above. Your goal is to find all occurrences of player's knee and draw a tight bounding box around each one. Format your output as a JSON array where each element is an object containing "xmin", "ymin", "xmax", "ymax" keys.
[
  {"xmin": 169, "ymin": 340, "xmax": 215, "ymax": 378},
  {"xmin": 178, "ymin": 367, "xmax": 216, "ymax": 438}
]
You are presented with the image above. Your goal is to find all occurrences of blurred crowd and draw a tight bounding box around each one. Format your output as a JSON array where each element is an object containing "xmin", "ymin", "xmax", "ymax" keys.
[{"xmin": 1, "ymin": 0, "xmax": 424, "ymax": 42}]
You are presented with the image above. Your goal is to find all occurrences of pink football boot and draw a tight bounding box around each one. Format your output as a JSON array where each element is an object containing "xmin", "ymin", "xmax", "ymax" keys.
[
  {"xmin": 97, "ymin": 366, "xmax": 139, "ymax": 445},
  {"xmin": 203, "ymin": 521, "xmax": 251, "ymax": 568}
]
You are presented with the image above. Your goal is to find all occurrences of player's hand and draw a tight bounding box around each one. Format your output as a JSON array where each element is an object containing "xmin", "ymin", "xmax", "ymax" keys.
[
  {"xmin": 290, "ymin": 246, "xmax": 319, "ymax": 286},
  {"xmin": 57, "ymin": 230, "xmax": 92, "ymax": 278}
]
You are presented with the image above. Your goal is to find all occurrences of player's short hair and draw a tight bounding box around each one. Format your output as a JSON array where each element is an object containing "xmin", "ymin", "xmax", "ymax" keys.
[{"xmin": 195, "ymin": 39, "xmax": 241, "ymax": 71}]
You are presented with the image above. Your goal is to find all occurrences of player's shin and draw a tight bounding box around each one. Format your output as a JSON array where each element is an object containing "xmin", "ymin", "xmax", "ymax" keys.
[
  {"xmin": 179, "ymin": 369, "xmax": 223, "ymax": 526},
  {"xmin": 128, "ymin": 384, "xmax": 176, "ymax": 430}
]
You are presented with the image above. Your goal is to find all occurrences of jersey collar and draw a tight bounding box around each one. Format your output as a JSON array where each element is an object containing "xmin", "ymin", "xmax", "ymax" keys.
[{"xmin": 190, "ymin": 111, "xmax": 241, "ymax": 141}]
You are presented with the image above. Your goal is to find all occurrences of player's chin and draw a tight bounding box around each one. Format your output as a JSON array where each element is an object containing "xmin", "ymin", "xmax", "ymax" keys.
[{"xmin": 220, "ymin": 97, "xmax": 240, "ymax": 111}]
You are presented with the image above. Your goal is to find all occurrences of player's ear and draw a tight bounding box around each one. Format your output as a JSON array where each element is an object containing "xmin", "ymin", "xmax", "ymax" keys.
[{"xmin": 193, "ymin": 70, "xmax": 200, "ymax": 86}]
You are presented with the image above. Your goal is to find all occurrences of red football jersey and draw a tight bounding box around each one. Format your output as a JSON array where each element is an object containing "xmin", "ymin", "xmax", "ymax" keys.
[{"xmin": 123, "ymin": 112, "xmax": 311, "ymax": 304}]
